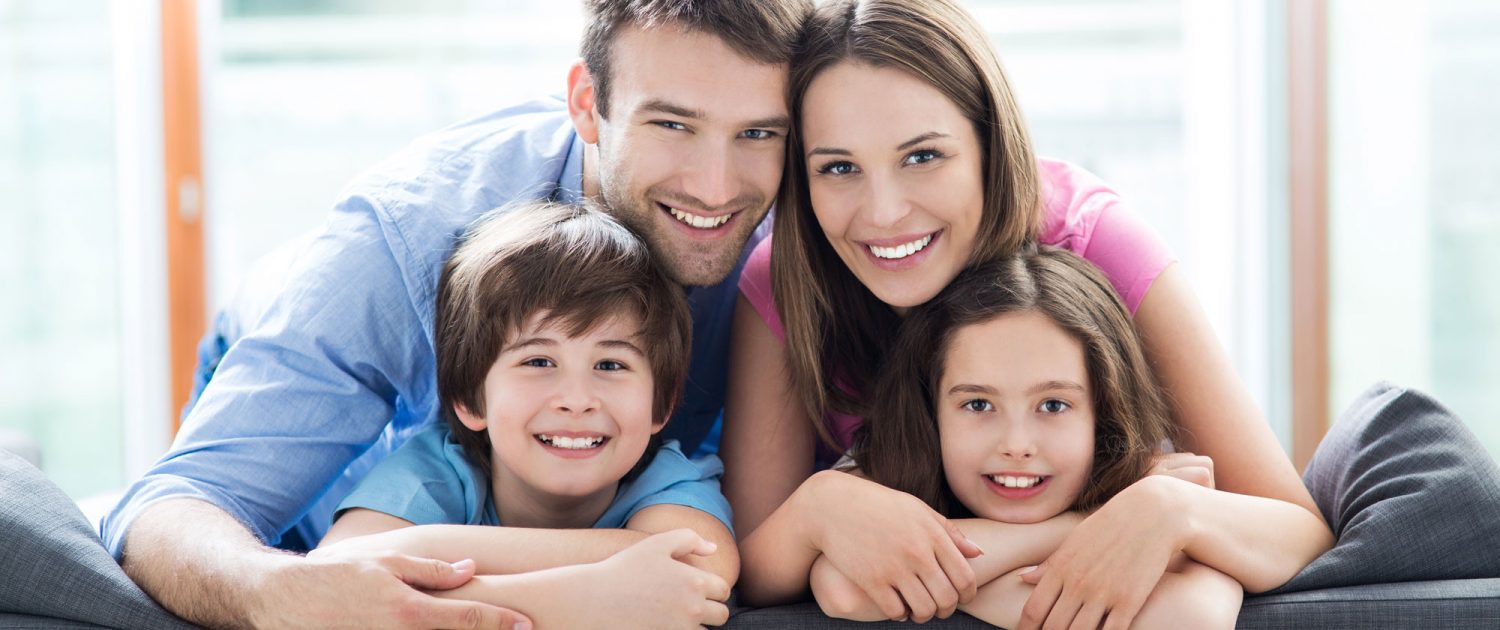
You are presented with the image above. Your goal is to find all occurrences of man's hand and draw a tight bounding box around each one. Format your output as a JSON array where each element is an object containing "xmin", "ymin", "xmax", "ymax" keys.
[{"xmin": 254, "ymin": 551, "xmax": 531, "ymax": 630}]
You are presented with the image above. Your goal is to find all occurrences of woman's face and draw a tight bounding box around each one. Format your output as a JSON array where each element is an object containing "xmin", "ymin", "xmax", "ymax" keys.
[{"xmin": 800, "ymin": 61, "xmax": 985, "ymax": 309}]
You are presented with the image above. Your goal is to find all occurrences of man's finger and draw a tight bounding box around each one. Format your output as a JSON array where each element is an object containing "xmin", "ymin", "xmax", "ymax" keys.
[{"xmin": 393, "ymin": 555, "xmax": 476, "ymax": 591}]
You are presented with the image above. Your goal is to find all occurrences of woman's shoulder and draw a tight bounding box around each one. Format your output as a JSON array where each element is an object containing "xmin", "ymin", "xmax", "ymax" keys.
[{"xmin": 735, "ymin": 236, "xmax": 787, "ymax": 342}]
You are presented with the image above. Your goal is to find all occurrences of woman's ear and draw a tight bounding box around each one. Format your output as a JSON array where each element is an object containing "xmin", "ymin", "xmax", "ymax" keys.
[
  {"xmin": 452, "ymin": 402, "xmax": 487, "ymax": 432},
  {"xmin": 567, "ymin": 60, "xmax": 600, "ymax": 144}
]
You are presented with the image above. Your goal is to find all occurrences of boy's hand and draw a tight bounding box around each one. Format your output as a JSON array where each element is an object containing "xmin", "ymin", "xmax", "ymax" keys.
[{"xmin": 582, "ymin": 528, "xmax": 732, "ymax": 629}]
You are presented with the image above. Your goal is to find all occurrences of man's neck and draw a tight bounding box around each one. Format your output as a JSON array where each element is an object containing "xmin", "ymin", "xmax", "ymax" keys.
[{"xmin": 581, "ymin": 142, "xmax": 600, "ymax": 200}]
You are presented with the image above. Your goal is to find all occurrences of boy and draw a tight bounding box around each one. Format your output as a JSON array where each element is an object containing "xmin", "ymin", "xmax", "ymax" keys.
[{"xmin": 313, "ymin": 201, "xmax": 734, "ymax": 628}]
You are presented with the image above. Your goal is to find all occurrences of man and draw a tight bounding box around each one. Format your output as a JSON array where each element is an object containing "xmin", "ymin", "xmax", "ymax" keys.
[{"xmin": 101, "ymin": 1, "xmax": 809, "ymax": 628}]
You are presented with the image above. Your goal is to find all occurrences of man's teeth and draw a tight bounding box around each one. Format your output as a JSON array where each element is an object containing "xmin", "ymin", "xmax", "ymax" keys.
[
  {"xmin": 988, "ymin": 475, "xmax": 1044, "ymax": 489},
  {"xmin": 537, "ymin": 434, "xmax": 606, "ymax": 449},
  {"xmin": 869, "ymin": 234, "xmax": 933, "ymax": 260},
  {"xmin": 667, "ymin": 206, "xmax": 732, "ymax": 229}
]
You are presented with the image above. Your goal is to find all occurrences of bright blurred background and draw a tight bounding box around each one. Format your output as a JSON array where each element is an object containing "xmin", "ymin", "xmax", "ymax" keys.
[{"xmin": 2, "ymin": 0, "xmax": 1497, "ymax": 499}]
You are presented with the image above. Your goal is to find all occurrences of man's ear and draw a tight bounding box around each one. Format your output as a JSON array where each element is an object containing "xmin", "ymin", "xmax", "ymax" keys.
[
  {"xmin": 452, "ymin": 402, "xmax": 487, "ymax": 432},
  {"xmin": 567, "ymin": 60, "xmax": 600, "ymax": 144}
]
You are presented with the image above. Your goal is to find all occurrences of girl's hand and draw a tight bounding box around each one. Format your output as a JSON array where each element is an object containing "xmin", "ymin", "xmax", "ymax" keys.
[
  {"xmin": 799, "ymin": 470, "xmax": 985, "ymax": 622},
  {"xmin": 1148, "ymin": 451, "xmax": 1216, "ymax": 489},
  {"xmin": 1016, "ymin": 475, "xmax": 1190, "ymax": 630}
]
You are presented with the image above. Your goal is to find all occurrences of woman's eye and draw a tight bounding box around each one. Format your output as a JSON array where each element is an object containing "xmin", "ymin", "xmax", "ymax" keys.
[
  {"xmin": 962, "ymin": 399, "xmax": 994, "ymax": 413},
  {"xmin": 595, "ymin": 360, "xmax": 626, "ymax": 372},
  {"xmin": 904, "ymin": 149, "xmax": 942, "ymax": 166},
  {"xmin": 521, "ymin": 358, "xmax": 555, "ymax": 368},
  {"xmin": 1039, "ymin": 399, "xmax": 1070, "ymax": 414},
  {"xmin": 817, "ymin": 161, "xmax": 857, "ymax": 176}
]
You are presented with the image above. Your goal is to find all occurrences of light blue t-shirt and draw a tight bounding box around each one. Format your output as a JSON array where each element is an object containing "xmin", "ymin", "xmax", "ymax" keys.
[
  {"xmin": 102, "ymin": 95, "xmax": 769, "ymax": 555},
  {"xmin": 336, "ymin": 425, "xmax": 733, "ymax": 532}
]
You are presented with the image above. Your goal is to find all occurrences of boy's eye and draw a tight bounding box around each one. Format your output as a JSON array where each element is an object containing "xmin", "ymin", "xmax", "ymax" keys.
[
  {"xmin": 816, "ymin": 161, "xmax": 857, "ymax": 176},
  {"xmin": 1039, "ymin": 399, "xmax": 1071, "ymax": 414},
  {"xmin": 521, "ymin": 357, "xmax": 555, "ymax": 368},
  {"xmin": 595, "ymin": 360, "xmax": 627, "ymax": 372},
  {"xmin": 903, "ymin": 148, "xmax": 943, "ymax": 166},
  {"xmin": 962, "ymin": 399, "xmax": 994, "ymax": 413}
]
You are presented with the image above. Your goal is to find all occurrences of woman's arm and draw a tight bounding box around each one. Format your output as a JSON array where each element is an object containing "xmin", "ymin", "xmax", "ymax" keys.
[
  {"xmin": 723, "ymin": 296, "xmax": 981, "ymax": 620},
  {"xmin": 316, "ymin": 504, "xmax": 739, "ymax": 584},
  {"xmin": 1017, "ymin": 266, "xmax": 1332, "ymax": 630}
]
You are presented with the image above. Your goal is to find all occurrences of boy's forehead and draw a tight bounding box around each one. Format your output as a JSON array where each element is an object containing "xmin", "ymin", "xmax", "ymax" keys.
[{"xmin": 508, "ymin": 309, "xmax": 645, "ymax": 342}]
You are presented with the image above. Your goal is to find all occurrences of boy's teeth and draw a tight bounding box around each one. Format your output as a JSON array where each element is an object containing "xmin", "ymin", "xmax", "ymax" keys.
[
  {"xmin": 869, "ymin": 234, "xmax": 933, "ymax": 259},
  {"xmin": 989, "ymin": 474, "xmax": 1043, "ymax": 488},
  {"xmin": 667, "ymin": 206, "xmax": 732, "ymax": 229},
  {"xmin": 538, "ymin": 434, "xmax": 605, "ymax": 449}
]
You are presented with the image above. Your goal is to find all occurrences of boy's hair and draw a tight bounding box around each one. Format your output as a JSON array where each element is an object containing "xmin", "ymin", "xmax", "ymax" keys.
[
  {"xmin": 579, "ymin": 0, "xmax": 812, "ymax": 118},
  {"xmin": 434, "ymin": 200, "xmax": 692, "ymax": 481},
  {"xmin": 855, "ymin": 245, "xmax": 1177, "ymax": 517}
]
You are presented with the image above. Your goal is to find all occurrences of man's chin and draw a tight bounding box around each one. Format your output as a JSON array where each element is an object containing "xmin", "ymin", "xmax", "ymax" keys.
[{"xmin": 660, "ymin": 256, "xmax": 738, "ymax": 287}]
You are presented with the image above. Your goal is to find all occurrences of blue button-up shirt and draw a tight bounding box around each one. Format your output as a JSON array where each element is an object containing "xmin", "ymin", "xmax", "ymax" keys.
[{"xmin": 102, "ymin": 95, "xmax": 768, "ymax": 554}]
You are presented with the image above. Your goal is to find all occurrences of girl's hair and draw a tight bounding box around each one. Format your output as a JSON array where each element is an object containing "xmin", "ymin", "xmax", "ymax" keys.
[
  {"xmin": 434, "ymin": 200, "xmax": 692, "ymax": 481},
  {"xmin": 854, "ymin": 246, "xmax": 1176, "ymax": 516},
  {"xmin": 771, "ymin": 0, "xmax": 1043, "ymax": 447}
]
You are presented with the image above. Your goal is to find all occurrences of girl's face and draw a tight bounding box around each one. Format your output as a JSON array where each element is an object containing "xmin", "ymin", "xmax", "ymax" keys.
[
  {"xmin": 800, "ymin": 61, "xmax": 985, "ymax": 309},
  {"xmin": 937, "ymin": 311, "xmax": 1095, "ymax": 524}
]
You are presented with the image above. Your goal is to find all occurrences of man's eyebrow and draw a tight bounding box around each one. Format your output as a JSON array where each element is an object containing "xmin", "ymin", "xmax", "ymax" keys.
[
  {"xmin": 947, "ymin": 383, "xmax": 999, "ymax": 396},
  {"xmin": 598, "ymin": 339, "xmax": 647, "ymax": 357},
  {"xmin": 640, "ymin": 99, "xmax": 704, "ymax": 119},
  {"xmin": 744, "ymin": 115, "xmax": 791, "ymax": 130},
  {"xmin": 1027, "ymin": 380, "xmax": 1087, "ymax": 396},
  {"xmin": 502, "ymin": 337, "xmax": 557, "ymax": 354},
  {"xmin": 897, "ymin": 131, "xmax": 950, "ymax": 152}
]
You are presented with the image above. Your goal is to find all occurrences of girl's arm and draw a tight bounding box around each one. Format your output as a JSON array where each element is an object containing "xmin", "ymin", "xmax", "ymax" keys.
[
  {"xmin": 969, "ymin": 558, "xmax": 1242, "ymax": 630},
  {"xmin": 1017, "ymin": 265, "xmax": 1332, "ymax": 630},
  {"xmin": 811, "ymin": 513, "xmax": 1083, "ymax": 621},
  {"xmin": 723, "ymin": 298, "xmax": 981, "ymax": 620},
  {"xmin": 316, "ymin": 503, "xmax": 739, "ymax": 585}
]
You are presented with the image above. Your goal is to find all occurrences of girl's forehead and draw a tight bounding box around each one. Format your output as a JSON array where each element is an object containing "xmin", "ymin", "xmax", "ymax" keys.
[{"xmin": 941, "ymin": 312, "xmax": 1088, "ymax": 393}]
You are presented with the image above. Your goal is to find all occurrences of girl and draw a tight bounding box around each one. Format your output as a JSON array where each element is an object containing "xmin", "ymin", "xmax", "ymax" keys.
[
  {"xmin": 725, "ymin": 0, "xmax": 1332, "ymax": 626},
  {"xmin": 810, "ymin": 246, "xmax": 1242, "ymax": 628}
]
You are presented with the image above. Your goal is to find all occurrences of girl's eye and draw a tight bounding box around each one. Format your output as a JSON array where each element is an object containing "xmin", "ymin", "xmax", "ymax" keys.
[
  {"xmin": 1039, "ymin": 399, "xmax": 1071, "ymax": 414},
  {"xmin": 903, "ymin": 149, "xmax": 943, "ymax": 166},
  {"xmin": 595, "ymin": 360, "xmax": 627, "ymax": 372},
  {"xmin": 816, "ymin": 161, "xmax": 857, "ymax": 176},
  {"xmin": 962, "ymin": 399, "xmax": 994, "ymax": 413},
  {"xmin": 654, "ymin": 121, "xmax": 687, "ymax": 131},
  {"xmin": 741, "ymin": 129, "xmax": 778, "ymax": 140},
  {"xmin": 521, "ymin": 357, "xmax": 555, "ymax": 368}
]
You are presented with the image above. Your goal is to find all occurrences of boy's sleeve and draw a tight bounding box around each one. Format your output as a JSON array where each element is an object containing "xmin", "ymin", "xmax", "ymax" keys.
[
  {"xmin": 334, "ymin": 425, "xmax": 479, "ymax": 528},
  {"xmin": 612, "ymin": 442, "xmax": 734, "ymax": 535}
]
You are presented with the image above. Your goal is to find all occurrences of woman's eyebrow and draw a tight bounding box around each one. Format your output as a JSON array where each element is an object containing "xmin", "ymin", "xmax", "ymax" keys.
[{"xmin": 896, "ymin": 131, "xmax": 950, "ymax": 151}]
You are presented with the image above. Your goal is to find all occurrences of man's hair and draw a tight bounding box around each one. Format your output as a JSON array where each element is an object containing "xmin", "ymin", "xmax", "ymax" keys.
[
  {"xmin": 434, "ymin": 200, "xmax": 692, "ymax": 480},
  {"xmin": 855, "ymin": 245, "xmax": 1177, "ymax": 517},
  {"xmin": 579, "ymin": 0, "xmax": 811, "ymax": 118}
]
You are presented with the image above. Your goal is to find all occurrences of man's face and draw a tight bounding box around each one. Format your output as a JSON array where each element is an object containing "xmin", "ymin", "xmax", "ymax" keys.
[{"xmin": 583, "ymin": 25, "xmax": 789, "ymax": 287}]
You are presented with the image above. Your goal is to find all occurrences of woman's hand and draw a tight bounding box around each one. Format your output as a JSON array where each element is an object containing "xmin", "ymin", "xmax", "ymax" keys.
[
  {"xmin": 1016, "ymin": 475, "xmax": 1190, "ymax": 630},
  {"xmin": 1148, "ymin": 451, "xmax": 1216, "ymax": 489},
  {"xmin": 798, "ymin": 470, "xmax": 985, "ymax": 622}
]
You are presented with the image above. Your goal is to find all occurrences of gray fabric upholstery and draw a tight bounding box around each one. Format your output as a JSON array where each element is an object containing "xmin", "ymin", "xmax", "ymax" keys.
[
  {"xmin": 0, "ymin": 449, "xmax": 199, "ymax": 629},
  {"xmin": 1278, "ymin": 381, "xmax": 1500, "ymax": 592}
]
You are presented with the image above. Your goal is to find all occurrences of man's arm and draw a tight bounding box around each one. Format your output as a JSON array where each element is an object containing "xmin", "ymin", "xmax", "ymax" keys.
[
  {"xmin": 318, "ymin": 504, "xmax": 739, "ymax": 586},
  {"xmin": 122, "ymin": 499, "xmax": 526, "ymax": 630}
]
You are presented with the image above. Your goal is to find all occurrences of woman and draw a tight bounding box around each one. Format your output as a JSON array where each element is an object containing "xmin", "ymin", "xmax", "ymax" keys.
[{"xmin": 721, "ymin": 0, "xmax": 1333, "ymax": 627}]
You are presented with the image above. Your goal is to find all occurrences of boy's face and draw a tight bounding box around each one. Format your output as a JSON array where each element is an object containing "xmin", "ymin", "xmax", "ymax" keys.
[
  {"xmin": 573, "ymin": 25, "xmax": 790, "ymax": 287},
  {"xmin": 456, "ymin": 311, "xmax": 661, "ymax": 518}
]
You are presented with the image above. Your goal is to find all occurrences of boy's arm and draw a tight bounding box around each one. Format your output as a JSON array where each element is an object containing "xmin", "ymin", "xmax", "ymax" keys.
[
  {"xmin": 318, "ymin": 504, "xmax": 738, "ymax": 584},
  {"xmin": 809, "ymin": 513, "xmax": 1082, "ymax": 622}
]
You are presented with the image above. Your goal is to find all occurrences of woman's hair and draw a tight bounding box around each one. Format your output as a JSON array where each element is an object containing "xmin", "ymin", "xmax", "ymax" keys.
[
  {"xmin": 771, "ymin": 0, "xmax": 1043, "ymax": 446},
  {"xmin": 434, "ymin": 200, "xmax": 692, "ymax": 481},
  {"xmin": 854, "ymin": 246, "xmax": 1176, "ymax": 516}
]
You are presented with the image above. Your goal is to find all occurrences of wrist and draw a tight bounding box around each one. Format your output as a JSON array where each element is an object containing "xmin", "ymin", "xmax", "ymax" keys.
[
  {"xmin": 243, "ymin": 550, "xmax": 306, "ymax": 628},
  {"xmin": 1131, "ymin": 474, "xmax": 1200, "ymax": 552},
  {"xmin": 793, "ymin": 470, "xmax": 845, "ymax": 553}
]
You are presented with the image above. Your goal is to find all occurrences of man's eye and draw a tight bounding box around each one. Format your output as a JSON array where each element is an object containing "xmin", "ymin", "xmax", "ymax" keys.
[
  {"xmin": 596, "ymin": 360, "xmax": 626, "ymax": 371},
  {"xmin": 817, "ymin": 161, "xmax": 857, "ymax": 176},
  {"xmin": 654, "ymin": 121, "xmax": 687, "ymax": 131},
  {"xmin": 741, "ymin": 129, "xmax": 778, "ymax": 140},
  {"xmin": 1039, "ymin": 399, "xmax": 1070, "ymax": 414},
  {"xmin": 521, "ymin": 358, "xmax": 555, "ymax": 368},
  {"xmin": 963, "ymin": 399, "xmax": 994, "ymax": 413}
]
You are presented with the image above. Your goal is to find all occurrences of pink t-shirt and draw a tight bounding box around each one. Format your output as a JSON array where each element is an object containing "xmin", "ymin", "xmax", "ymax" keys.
[{"xmin": 736, "ymin": 157, "xmax": 1174, "ymax": 451}]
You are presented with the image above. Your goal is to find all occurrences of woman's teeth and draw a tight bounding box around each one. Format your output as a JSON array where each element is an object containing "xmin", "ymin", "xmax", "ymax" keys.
[
  {"xmin": 536, "ymin": 434, "xmax": 606, "ymax": 449},
  {"xmin": 868, "ymin": 234, "xmax": 933, "ymax": 259},
  {"xmin": 988, "ymin": 474, "xmax": 1043, "ymax": 488},
  {"xmin": 667, "ymin": 206, "xmax": 732, "ymax": 229}
]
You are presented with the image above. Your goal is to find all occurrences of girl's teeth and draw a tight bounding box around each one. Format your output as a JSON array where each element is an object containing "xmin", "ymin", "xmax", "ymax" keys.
[
  {"xmin": 668, "ymin": 207, "xmax": 732, "ymax": 229},
  {"xmin": 990, "ymin": 475, "xmax": 1042, "ymax": 488},
  {"xmin": 868, "ymin": 234, "xmax": 933, "ymax": 259}
]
